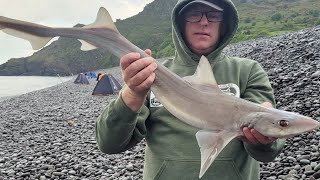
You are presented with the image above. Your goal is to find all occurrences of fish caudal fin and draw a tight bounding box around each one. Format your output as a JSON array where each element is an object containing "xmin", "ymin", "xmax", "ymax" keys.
[
  {"xmin": 2, "ymin": 28, "xmax": 52, "ymax": 50},
  {"xmin": 0, "ymin": 16, "xmax": 53, "ymax": 50},
  {"xmin": 196, "ymin": 130, "xmax": 237, "ymax": 178}
]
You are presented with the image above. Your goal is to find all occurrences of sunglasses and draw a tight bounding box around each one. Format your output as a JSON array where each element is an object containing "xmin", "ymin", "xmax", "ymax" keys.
[{"xmin": 184, "ymin": 11, "xmax": 223, "ymax": 23}]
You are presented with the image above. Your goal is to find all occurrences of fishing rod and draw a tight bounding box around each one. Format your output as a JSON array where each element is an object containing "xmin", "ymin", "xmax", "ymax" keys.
[{"xmin": 57, "ymin": 74, "xmax": 73, "ymax": 94}]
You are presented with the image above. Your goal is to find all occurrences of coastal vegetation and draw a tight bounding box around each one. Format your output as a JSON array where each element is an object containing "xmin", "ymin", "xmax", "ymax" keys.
[{"xmin": 0, "ymin": 0, "xmax": 319, "ymax": 75}]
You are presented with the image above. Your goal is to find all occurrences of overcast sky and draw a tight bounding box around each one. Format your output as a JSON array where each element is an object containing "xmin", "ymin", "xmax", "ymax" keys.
[{"xmin": 0, "ymin": 0, "xmax": 154, "ymax": 65}]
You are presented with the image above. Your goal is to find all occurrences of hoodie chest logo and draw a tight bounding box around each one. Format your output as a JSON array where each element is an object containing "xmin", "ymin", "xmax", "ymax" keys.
[
  {"xmin": 150, "ymin": 92, "xmax": 163, "ymax": 107},
  {"xmin": 149, "ymin": 83, "xmax": 240, "ymax": 108}
]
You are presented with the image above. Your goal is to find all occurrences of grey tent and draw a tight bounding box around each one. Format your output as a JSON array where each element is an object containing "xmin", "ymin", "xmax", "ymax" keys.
[
  {"xmin": 74, "ymin": 73, "xmax": 89, "ymax": 84},
  {"xmin": 92, "ymin": 74, "xmax": 122, "ymax": 95}
]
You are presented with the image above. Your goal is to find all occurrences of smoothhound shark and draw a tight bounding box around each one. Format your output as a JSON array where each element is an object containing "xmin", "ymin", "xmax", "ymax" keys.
[{"xmin": 1, "ymin": 7, "xmax": 319, "ymax": 178}]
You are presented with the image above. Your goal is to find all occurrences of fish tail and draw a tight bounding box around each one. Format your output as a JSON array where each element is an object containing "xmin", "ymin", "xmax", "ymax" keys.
[{"xmin": 0, "ymin": 16, "xmax": 53, "ymax": 50}]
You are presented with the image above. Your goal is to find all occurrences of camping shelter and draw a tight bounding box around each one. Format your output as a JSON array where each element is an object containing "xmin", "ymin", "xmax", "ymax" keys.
[
  {"xmin": 92, "ymin": 74, "xmax": 122, "ymax": 95},
  {"xmin": 74, "ymin": 73, "xmax": 90, "ymax": 84},
  {"xmin": 86, "ymin": 72, "xmax": 97, "ymax": 79}
]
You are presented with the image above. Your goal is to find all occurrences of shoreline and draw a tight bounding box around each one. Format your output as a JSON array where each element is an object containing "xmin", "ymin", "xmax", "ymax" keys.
[
  {"xmin": 0, "ymin": 76, "xmax": 75, "ymax": 103},
  {"xmin": 0, "ymin": 96, "xmax": 15, "ymax": 102},
  {"xmin": 0, "ymin": 26, "xmax": 320, "ymax": 179}
]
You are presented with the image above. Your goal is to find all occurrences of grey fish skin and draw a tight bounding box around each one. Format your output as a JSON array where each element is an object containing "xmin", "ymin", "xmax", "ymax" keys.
[{"xmin": 1, "ymin": 7, "xmax": 319, "ymax": 178}]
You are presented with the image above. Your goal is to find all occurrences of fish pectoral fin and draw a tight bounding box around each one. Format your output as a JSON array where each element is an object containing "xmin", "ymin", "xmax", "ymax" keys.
[
  {"xmin": 78, "ymin": 39, "xmax": 98, "ymax": 51},
  {"xmin": 2, "ymin": 28, "xmax": 52, "ymax": 50},
  {"xmin": 83, "ymin": 7, "xmax": 118, "ymax": 32},
  {"xmin": 196, "ymin": 130, "xmax": 237, "ymax": 178}
]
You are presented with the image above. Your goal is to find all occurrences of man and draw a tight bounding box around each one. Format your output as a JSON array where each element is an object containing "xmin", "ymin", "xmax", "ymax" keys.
[{"xmin": 96, "ymin": 0, "xmax": 285, "ymax": 179}]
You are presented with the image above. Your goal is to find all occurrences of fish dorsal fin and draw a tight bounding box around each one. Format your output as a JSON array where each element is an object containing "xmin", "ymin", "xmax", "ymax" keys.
[
  {"xmin": 183, "ymin": 55, "xmax": 217, "ymax": 85},
  {"xmin": 196, "ymin": 130, "xmax": 238, "ymax": 178},
  {"xmin": 83, "ymin": 7, "xmax": 118, "ymax": 32},
  {"xmin": 183, "ymin": 56, "xmax": 220, "ymax": 93},
  {"xmin": 78, "ymin": 39, "xmax": 98, "ymax": 51},
  {"xmin": 2, "ymin": 28, "xmax": 52, "ymax": 50}
]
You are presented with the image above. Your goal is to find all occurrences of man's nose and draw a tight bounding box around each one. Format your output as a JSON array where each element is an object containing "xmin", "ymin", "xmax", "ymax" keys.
[{"xmin": 199, "ymin": 14, "xmax": 209, "ymax": 25}]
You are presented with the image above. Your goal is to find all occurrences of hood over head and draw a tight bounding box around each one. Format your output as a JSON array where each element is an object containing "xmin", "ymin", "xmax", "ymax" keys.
[
  {"xmin": 179, "ymin": 0, "xmax": 224, "ymax": 14},
  {"xmin": 172, "ymin": 0, "xmax": 239, "ymax": 65}
]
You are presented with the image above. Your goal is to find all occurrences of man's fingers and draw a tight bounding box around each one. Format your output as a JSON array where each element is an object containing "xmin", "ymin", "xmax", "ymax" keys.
[
  {"xmin": 261, "ymin": 102, "xmax": 273, "ymax": 108},
  {"xmin": 241, "ymin": 127, "xmax": 277, "ymax": 145},
  {"xmin": 120, "ymin": 50, "xmax": 152, "ymax": 71},
  {"xmin": 243, "ymin": 127, "xmax": 259, "ymax": 144},
  {"xmin": 131, "ymin": 73, "xmax": 156, "ymax": 92},
  {"xmin": 237, "ymin": 136, "xmax": 250, "ymax": 143},
  {"xmin": 268, "ymin": 137, "xmax": 276, "ymax": 141},
  {"xmin": 145, "ymin": 49, "xmax": 152, "ymax": 56},
  {"xmin": 123, "ymin": 57, "xmax": 155, "ymax": 81},
  {"xmin": 251, "ymin": 129, "xmax": 271, "ymax": 144},
  {"xmin": 120, "ymin": 52, "xmax": 141, "ymax": 71},
  {"xmin": 128, "ymin": 62, "xmax": 157, "ymax": 87}
]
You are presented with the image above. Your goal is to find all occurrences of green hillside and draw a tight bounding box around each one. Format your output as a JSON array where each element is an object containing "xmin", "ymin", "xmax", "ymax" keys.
[
  {"xmin": 0, "ymin": 0, "xmax": 319, "ymax": 76},
  {"xmin": 115, "ymin": 0, "xmax": 176, "ymax": 58},
  {"xmin": 233, "ymin": 0, "xmax": 320, "ymax": 42},
  {"xmin": 117, "ymin": 0, "xmax": 320, "ymax": 58}
]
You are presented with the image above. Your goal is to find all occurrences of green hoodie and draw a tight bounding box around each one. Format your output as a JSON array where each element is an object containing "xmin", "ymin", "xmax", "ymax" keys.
[{"xmin": 96, "ymin": 0, "xmax": 285, "ymax": 179}]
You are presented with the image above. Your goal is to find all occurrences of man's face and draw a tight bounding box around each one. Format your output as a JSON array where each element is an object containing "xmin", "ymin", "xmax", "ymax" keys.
[{"xmin": 183, "ymin": 4, "xmax": 222, "ymax": 56}]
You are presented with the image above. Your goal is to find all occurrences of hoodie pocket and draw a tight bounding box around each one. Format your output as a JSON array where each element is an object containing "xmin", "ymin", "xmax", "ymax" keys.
[{"xmin": 153, "ymin": 159, "xmax": 243, "ymax": 180}]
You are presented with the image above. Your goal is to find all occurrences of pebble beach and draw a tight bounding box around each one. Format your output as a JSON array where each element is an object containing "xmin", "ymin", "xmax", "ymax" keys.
[{"xmin": 0, "ymin": 26, "xmax": 320, "ymax": 180}]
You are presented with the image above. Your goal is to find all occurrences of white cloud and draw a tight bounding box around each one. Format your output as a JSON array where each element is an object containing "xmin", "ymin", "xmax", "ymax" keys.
[{"xmin": 0, "ymin": 0, "xmax": 154, "ymax": 64}]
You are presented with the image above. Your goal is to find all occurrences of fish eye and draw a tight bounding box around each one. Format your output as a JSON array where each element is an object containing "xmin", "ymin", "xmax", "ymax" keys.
[{"xmin": 278, "ymin": 120, "xmax": 289, "ymax": 127}]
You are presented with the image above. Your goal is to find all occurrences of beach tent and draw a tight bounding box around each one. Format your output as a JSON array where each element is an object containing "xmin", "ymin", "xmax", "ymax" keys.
[
  {"xmin": 92, "ymin": 74, "xmax": 122, "ymax": 95},
  {"xmin": 96, "ymin": 73, "xmax": 102, "ymax": 81},
  {"xmin": 74, "ymin": 73, "xmax": 90, "ymax": 84},
  {"xmin": 86, "ymin": 72, "xmax": 97, "ymax": 79},
  {"xmin": 90, "ymin": 72, "xmax": 97, "ymax": 79}
]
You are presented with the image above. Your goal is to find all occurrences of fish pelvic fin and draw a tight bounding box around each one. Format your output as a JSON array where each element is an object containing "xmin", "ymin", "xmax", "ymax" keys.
[
  {"xmin": 78, "ymin": 39, "xmax": 98, "ymax": 51},
  {"xmin": 196, "ymin": 130, "xmax": 237, "ymax": 178},
  {"xmin": 2, "ymin": 28, "xmax": 52, "ymax": 50},
  {"xmin": 83, "ymin": 7, "xmax": 118, "ymax": 32}
]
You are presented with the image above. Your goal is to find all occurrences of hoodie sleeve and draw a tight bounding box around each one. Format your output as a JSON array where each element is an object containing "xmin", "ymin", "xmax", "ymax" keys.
[
  {"xmin": 242, "ymin": 62, "xmax": 285, "ymax": 162},
  {"xmin": 95, "ymin": 91, "xmax": 149, "ymax": 154}
]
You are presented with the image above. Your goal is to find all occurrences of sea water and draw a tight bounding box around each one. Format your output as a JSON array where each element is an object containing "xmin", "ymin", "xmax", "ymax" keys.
[{"xmin": 0, "ymin": 76, "xmax": 73, "ymax": 100}]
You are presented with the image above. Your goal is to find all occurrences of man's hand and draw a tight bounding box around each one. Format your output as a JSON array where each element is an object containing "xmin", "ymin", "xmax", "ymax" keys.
[
  {"xmin": 238, "ymin": 102, "xmax": 277, "ymax": 145},
  {"xmin": 120, "ymin": 49, "xmax": 157, "ymax": 112}
]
